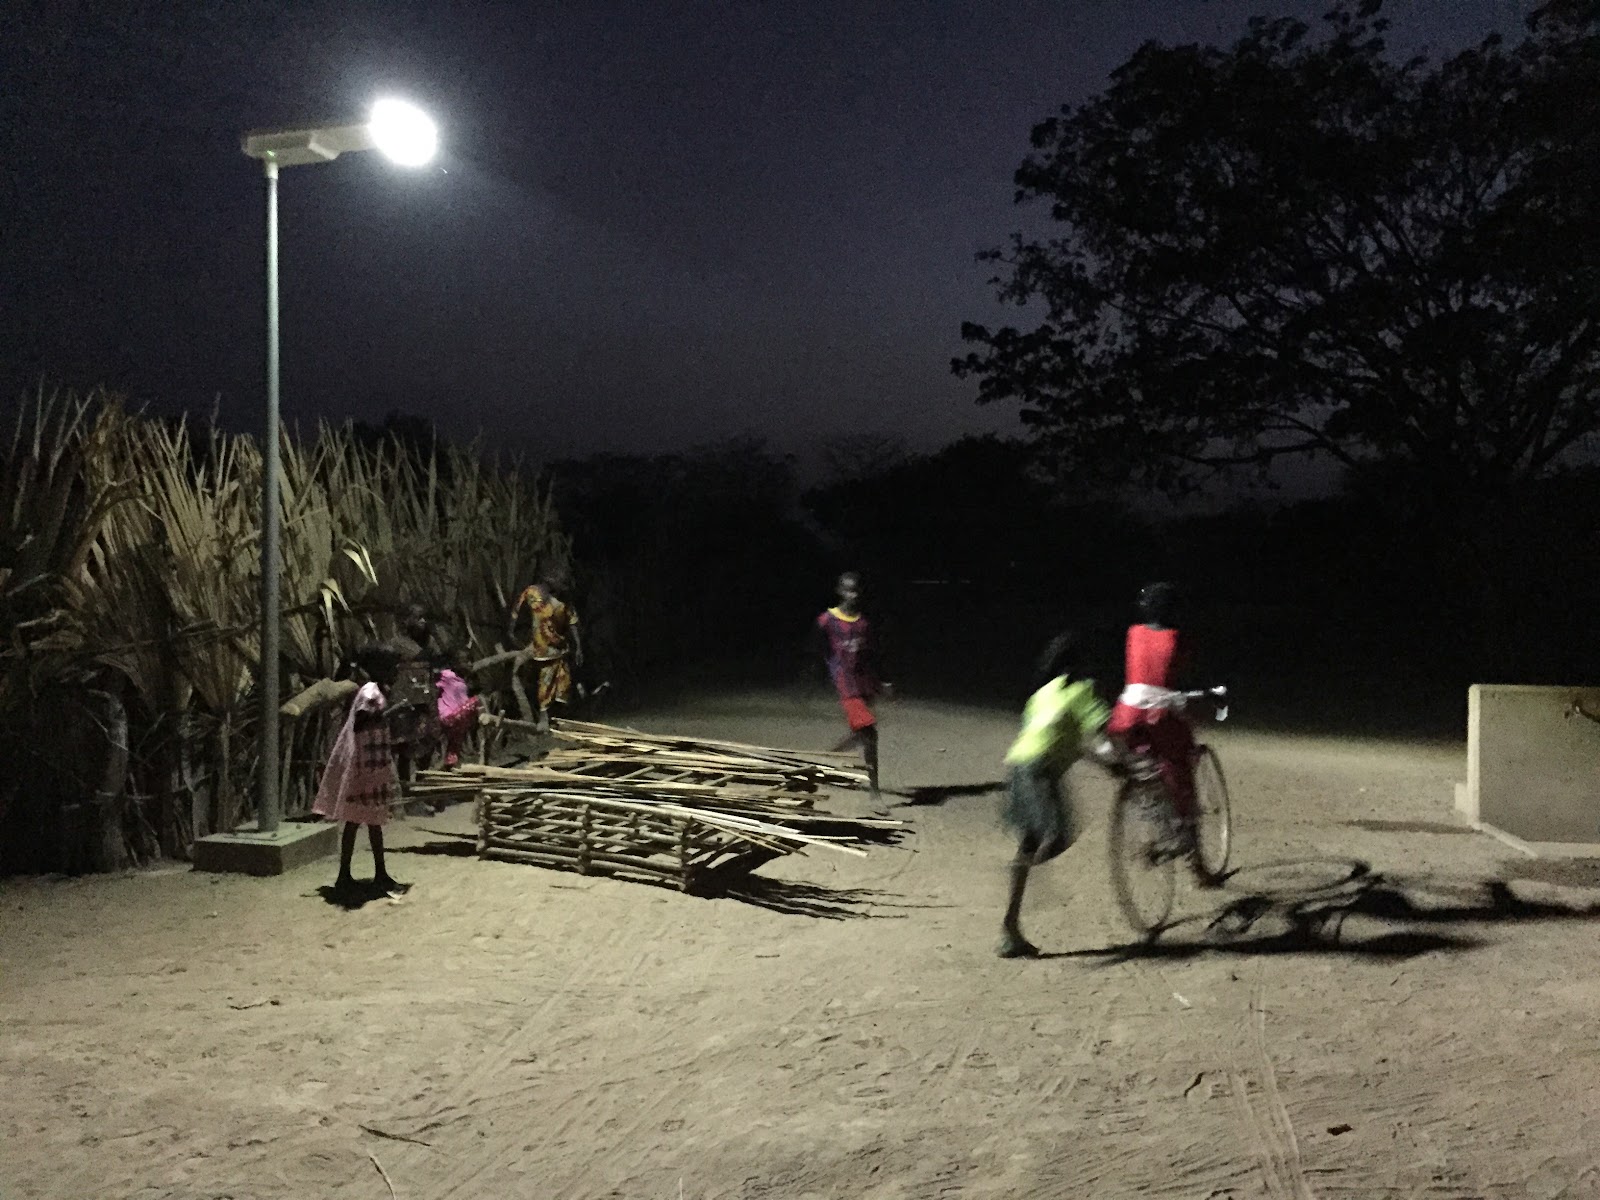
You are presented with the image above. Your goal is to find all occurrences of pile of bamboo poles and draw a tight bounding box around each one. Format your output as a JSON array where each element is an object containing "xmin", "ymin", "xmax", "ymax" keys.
[
  {"xmin": 408, "ymin": 715, "xmax": 898, "ymax": 892},
  {"xmin": 500, "ymin": 714, "xmax": 868, "ymax": 790},
  {"xmin": 473, "ymin": 788, "xmax": 783, "ymax": 889}
]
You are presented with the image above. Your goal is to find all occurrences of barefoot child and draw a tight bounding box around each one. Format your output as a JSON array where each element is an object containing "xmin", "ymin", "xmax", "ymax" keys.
[
  {"xmin": 815, "ymin": 571, "xmax": 892, "ymax": 797},
  {"xmin": 999, "ymin": 632, "xmax": 1110, "ymax": 958},
  {"xmin": 313, "ymin": 682, "xmax": 406, "ymax": 894}
]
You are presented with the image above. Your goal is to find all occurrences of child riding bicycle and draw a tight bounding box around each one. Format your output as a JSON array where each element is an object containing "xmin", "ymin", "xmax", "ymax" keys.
[{"xmin": 1106, "ymin": 582, "xmax": 1205, "ymax": 857}]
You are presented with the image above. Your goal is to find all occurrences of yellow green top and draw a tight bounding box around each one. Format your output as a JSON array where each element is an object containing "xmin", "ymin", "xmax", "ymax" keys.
[{"xmin": 1004, "ymin": 676, "xmax": 1109, "ymax": 774}]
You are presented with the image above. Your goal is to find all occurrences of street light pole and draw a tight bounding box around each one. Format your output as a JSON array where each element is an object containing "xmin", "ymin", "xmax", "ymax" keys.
[
  {"xmin": 242, "ymin": 99, "xmax": 438, "ymax": 839},
  {"xmin": 259, "ymin": 157, "xmax": 283, "ymax": 833}
]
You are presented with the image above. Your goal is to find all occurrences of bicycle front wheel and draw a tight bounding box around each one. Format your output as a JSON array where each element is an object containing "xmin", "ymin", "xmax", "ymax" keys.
[
  {"xmin": 1191, "ymin": 745, "xmax": 1232, "ymax": 884},
  {"xmin": 1108, "ymin": 777, "xmax": 1176, "ymax": 937}
]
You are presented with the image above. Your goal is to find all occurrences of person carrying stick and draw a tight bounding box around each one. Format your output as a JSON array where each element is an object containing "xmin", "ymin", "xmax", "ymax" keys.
[{"xmin": 509, "ymin": 574, "xmax": 584, "ymax": 733}]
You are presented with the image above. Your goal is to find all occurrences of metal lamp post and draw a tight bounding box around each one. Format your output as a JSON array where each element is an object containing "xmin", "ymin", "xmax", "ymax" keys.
[{"xmin": 241, "ymin": 99, "xmax": 437, "ymax": 834}]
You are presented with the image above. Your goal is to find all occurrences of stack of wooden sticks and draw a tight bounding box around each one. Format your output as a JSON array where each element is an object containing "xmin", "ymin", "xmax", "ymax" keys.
[{"xmin": 408, "ymin": 715, "xmax": 899, "ymax": 892}]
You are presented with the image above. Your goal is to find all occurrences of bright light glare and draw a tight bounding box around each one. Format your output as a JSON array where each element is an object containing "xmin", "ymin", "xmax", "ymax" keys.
[{"xmin": 369, "ymin": 98, "xmax": 437, "ymax": 167}]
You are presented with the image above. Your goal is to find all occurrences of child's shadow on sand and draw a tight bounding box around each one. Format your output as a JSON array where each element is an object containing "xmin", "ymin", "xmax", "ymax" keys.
[
  {"xmin": 894, "ymin": 781, "xmax": 1005, "ymax": 808},
  {"xmin": 314, "ymin": 880, "xmax": 408, "ymax": 910}
]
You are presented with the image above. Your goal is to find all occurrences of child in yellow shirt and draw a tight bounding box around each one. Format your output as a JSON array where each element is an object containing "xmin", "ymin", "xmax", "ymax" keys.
[{"xmin": 1000, "ymin": 632, "xmax": 1112, "ymax": 958}]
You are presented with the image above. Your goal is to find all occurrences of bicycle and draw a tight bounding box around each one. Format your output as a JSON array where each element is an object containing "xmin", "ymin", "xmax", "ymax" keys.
[{"xmin": 1106, "ymin": 686, "xmax": 1232, "ymax": 937}]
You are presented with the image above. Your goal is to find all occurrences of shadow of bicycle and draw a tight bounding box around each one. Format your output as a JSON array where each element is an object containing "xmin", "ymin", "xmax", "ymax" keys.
[{"xmin": 1065, "ymin": 856, "xmax": 1600, "ymax": 962}]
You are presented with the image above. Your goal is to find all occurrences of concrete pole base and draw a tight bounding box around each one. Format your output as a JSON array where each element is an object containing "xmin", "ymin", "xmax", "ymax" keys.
[{"xmin": 192, "ymin": 820, "xmax": 339, "ymax": 876}]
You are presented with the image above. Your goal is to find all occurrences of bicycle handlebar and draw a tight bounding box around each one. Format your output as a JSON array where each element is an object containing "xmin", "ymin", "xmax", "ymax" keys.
[
  {"xmin": 1176, "ymin": 685, "xmax": 1229, "ymax": 721},
  {"xmin": 1101, "ymin": 684, "xmax": 1231, "ymax": 778}
]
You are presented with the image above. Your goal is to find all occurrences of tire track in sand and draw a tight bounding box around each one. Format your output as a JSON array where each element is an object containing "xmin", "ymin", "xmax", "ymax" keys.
[
  {"xmin": 378, "ymin": 912, "xmax": 630, "ymax": 1198},
  {"xmin": 1230, "ymin": 971, "xmax": 1315, "ymax": 1200},
  {"xmin": 472, "ymin": 979, "xmax": 869, "ymax": 1197},
  {"xmin": 423, "ymin": 906, "xmax": 746, "ymax": 1199}
]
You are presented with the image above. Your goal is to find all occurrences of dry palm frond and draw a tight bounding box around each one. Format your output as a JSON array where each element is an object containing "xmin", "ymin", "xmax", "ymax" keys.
[
  {"xmin": 1, "ymin": 389, "xmax": 576, "ymax": 863},
  {"xmin": 280, "ymin": 428, "xmax": 360, "ymax": 680},
  {"xmin": 0, "ymin": 388, "xmax": 139, "ymax": 700},
  {"xmin": 141, "ymin": 418, "xmax": 257, "ymax": 716}
]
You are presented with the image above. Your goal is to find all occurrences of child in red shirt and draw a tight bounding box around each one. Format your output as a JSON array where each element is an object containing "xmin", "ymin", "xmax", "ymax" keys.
[
  {"xmin": 1106, "ymin": 582, "xmax": 1198, "ymax": 848},
  {"xmin": 815, "ymin": 571, "xmax": 891, "ymax": 797}
]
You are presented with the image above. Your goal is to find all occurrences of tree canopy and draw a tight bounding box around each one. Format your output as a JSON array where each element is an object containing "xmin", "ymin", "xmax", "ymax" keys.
[{"xmin": 955, "ymin": 1, "xmax": 1600, "ymax": 497}]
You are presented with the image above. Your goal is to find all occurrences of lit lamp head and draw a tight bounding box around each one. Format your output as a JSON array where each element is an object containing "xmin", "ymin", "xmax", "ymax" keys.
[
  {"xmin": 369, "ymin": 98, "xmax": 438, "ymax": 167},
  {"xmin": 242, "ymin": 99, "xmax": 438, "ymax": 168}
]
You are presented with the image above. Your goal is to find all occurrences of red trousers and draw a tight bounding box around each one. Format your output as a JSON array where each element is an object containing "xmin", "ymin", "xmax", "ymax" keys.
[
  {"xmin": 1108, "ymin": 706, "xmax": 1196, "ymax": 820},
  {"xmin": 840, "ymin": 695, "xmax": 876, "ymax": 731}
]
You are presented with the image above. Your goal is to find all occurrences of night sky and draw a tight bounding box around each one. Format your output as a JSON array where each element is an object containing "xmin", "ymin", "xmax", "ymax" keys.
[{"xmin": 1, "ymin": 1, "xmax": 1537, "ymax": 463}]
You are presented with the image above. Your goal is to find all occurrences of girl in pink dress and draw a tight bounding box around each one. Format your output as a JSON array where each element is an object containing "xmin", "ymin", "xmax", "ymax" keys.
[
  {"xmin": 313, "ymin": 682, "xmax": 405, "ymax": 893},
  {"xmin": 435, "ymin": 668, "xmax": 480, "ymax": 768}
]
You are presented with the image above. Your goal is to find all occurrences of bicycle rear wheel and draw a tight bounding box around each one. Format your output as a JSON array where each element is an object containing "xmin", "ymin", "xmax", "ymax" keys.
[
  {"xmin": 1108, "ymin": 777, "xmax": 1177, "ymax": 937},
  {"xmin": 1191, "ymin": 745, "xmax": 1232, "ymax": 884}
]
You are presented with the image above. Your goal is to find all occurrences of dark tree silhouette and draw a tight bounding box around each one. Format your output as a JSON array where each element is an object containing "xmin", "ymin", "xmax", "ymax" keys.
[
  {"xmin": 805, "ymin": 435, "xmax": 1059, "ymax": 584},
  {"xmin": 550, "ymin": 437, "xmax": 827, "ymax": 695},
  {"xmin": 818, "ymin": 432, "xmax": 909, "ymax": 484},
  {"xmin": 955, "ymin": 1, "xmax": 1600, "ymax": 499}
]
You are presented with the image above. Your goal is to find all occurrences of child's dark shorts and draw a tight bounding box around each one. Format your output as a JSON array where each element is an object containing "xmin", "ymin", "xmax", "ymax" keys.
[{"xmin": 1002, "ymin": 763, "xmax": 1075, "ymax": 863}]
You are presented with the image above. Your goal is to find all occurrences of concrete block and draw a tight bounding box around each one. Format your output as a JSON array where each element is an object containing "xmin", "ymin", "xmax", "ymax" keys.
[
  {"xmin": 192, "ymin": 820, "xmax": 339, "ymax": 876},
  {"xmin": 1468, "ymin": 684, "xmax": 1600, "ymax": 844}
]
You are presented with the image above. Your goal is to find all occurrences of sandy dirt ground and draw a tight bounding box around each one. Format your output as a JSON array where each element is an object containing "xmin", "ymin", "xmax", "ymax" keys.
[{"xmin": 6, "ymin": 690, "xmax": 1600, "ymax": 1200}]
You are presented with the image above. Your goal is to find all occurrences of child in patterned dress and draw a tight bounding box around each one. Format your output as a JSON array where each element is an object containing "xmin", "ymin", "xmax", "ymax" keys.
[
  {"xmin": 509, "ymin": 576, "xmax": 584, "ymax": 733},
  {"xmin": 313, "ymin": 682, "xmax": 406, "ymax": 894}
]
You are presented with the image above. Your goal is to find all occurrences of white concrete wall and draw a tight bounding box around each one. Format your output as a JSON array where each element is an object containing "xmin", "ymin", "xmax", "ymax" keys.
[{"xmin": 1464, "ymin": 685, "xmax": 1600, "ymax": 843}]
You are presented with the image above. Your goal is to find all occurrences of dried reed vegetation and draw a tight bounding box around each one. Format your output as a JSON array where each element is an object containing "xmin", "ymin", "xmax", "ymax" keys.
[{"xmin": 0, "ymin": 386, "xmax": 569, "ymax": 872}]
